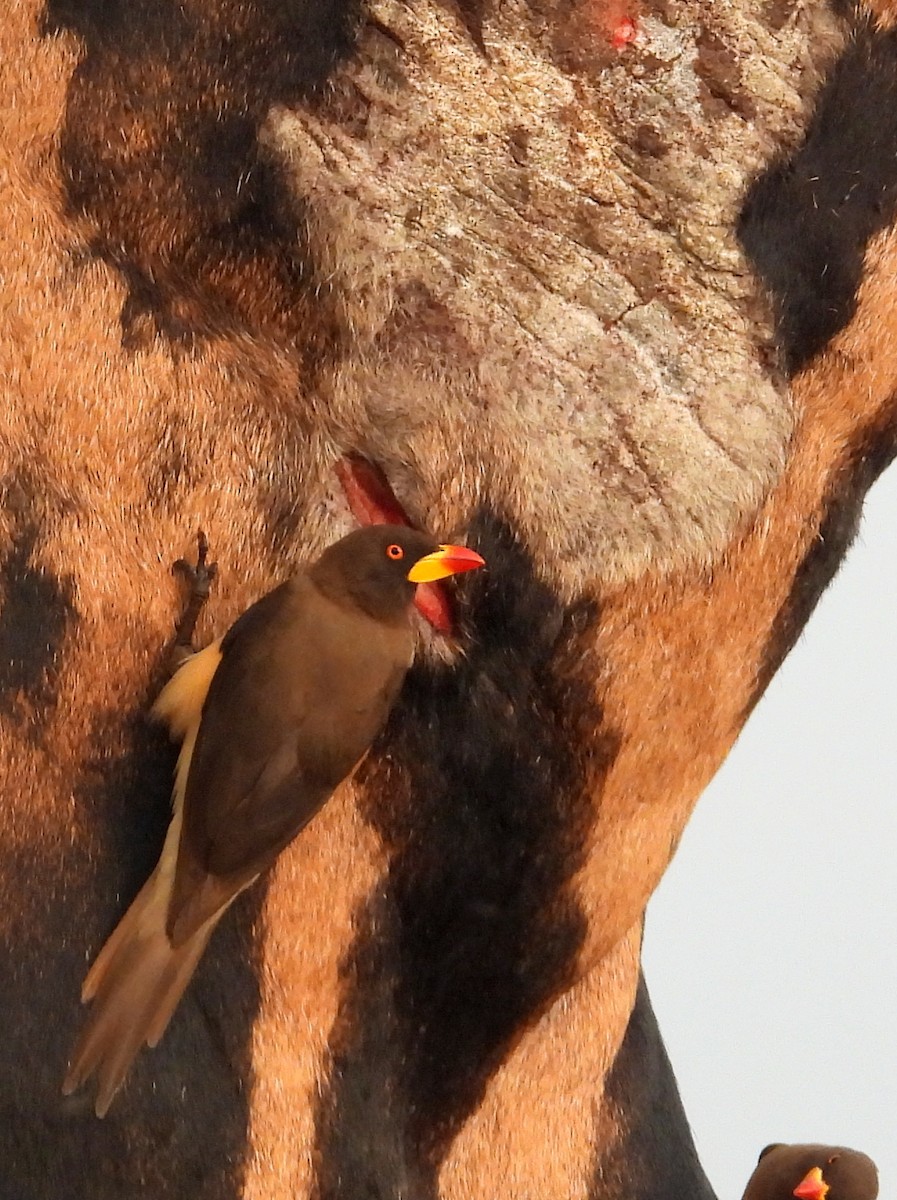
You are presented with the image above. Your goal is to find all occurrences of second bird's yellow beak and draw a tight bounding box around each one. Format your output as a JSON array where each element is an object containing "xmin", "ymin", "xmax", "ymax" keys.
[{"xmin": 793, "ymin": 1168, "xmax": 829, "ymax": 1200}]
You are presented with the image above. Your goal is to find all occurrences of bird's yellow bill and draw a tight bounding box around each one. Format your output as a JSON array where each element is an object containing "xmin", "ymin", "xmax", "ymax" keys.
[
  {"xmin": 793, "ymin": 1168, "xmax": 829, "ymax": 1200},
  {"xmin": 407, "ymin": 544, "xmax": 485, "ymax": 583}
]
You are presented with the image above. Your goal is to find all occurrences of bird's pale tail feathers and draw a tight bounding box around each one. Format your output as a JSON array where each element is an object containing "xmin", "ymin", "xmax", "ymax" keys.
[
  {"xmin": 63, "ymin": 641, "xmax": 226, "ymax": 1115},
  {"xmin": 63, "ymin": 872, "xmax": 213, "ymax": 1117}
]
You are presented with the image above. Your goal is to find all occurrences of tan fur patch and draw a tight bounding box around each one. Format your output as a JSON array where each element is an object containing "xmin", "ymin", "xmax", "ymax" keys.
[{"xmin": 242, "ymin": 784, "xmax": 388, "ymax": 1198}]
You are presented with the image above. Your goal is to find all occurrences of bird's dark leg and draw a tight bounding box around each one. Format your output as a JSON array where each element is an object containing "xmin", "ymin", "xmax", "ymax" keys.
[{"xmin": 168, "ymin": 531, "xmax": 218, "ymax": 672}]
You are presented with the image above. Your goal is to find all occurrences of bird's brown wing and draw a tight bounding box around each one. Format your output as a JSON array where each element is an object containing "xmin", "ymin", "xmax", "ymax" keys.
[
  {"xmin": 66, "ymin": 554, "xmax": 414, "ymax": 1112},
  {"xmin": 168, "ymin": 574, "xmax": 411, "ymax": 941}
]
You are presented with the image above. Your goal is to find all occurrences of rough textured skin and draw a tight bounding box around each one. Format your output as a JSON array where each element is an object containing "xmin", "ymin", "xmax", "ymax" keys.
[{"xmin": 1, "ymin": 0, "xmax": 895, "ymax": 1197}]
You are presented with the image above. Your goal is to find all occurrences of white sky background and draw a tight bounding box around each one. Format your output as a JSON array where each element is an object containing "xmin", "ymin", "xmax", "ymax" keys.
[{"xmin": 643, "ymin": 467, "xmax": 897, "ymax": 1199}]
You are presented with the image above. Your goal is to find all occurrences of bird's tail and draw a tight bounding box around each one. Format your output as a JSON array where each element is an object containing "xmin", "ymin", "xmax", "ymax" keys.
[{"xmin": 62, "ymin": 868, "xmax": 213, "ymax": 1117}]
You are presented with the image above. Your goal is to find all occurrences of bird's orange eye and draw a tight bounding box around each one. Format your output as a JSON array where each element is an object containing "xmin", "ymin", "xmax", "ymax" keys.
[{"xmin": 386, "ymin": 544, "xmax": 404, "ymax": 560}]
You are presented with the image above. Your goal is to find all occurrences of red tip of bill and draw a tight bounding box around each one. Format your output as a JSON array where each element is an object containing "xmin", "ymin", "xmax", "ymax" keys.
[{"xmin": 438, "ymin": 545, "xmax": 486, "ymax": 573}]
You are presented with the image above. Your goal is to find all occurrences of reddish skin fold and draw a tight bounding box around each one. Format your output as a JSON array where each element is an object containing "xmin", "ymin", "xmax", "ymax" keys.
[{"xmin": 335, "ymin": 454, "xmax": 459, "ymax": 634}]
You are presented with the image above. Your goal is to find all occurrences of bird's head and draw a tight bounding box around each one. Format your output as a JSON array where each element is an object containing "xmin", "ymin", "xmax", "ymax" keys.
[
  {"xmin": 311, "ymin": 524, "xmax": 485, "ymax": 622},
  {"xmin": 744, "ymin": 1144, "xmax": 879, "ymax": 1200}
]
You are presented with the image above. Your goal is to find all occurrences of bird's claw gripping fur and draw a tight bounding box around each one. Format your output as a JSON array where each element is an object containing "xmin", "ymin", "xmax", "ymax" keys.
[{"xmin": 170, "ymin": 532, "xmax": 218, "ymax": 669}]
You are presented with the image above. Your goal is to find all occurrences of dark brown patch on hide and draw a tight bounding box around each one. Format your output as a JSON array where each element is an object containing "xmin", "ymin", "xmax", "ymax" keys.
[
  {"xmin": 41, "ymin": 0, "xmax": 362, "ymax": 352},
  {"xmin": 143, "ymin": 411, "xmax": 206, "ymax": 511},
  {"xmin": 380, "ymin": 282, "xmax": 480, "ymax": 366},
  {"xmin": 766, "ymin": 0, "xmax": 798, "ymax": 30},
  {"xmin": 589, "ymin": 975, "xmax": 716, "ymax": 1200},
  {"xmin": 748, "ymin": 419, "xmax": 897, "ymax": 715},
  {"xmin": 312, "ymin": 512, "xmax": 618, "ymax": 1193},
  {"xmin": 630, "ymin": 124, "xmax": 668, "ymax": 158},
  {"xmin": 827, "ymin": 0, "xmax": 861, "ymax": 20},
  {"xmin": 739, "ymin": 17, "xmax": 897, "ymax": 373},
  {"xmin": 0, "ymin": 700, "xmax": 266, "ymax": 1199},
  {"xmin": 694, "ymin": 27, "xmax": 756, "ymax": 120},
  {"xmin": 0, "ymin": 472, "xmax": 77, "ymax": 734},
  {"xmin": 310, "ymin": 897, "xmax": 432, "ymax": 1200}
]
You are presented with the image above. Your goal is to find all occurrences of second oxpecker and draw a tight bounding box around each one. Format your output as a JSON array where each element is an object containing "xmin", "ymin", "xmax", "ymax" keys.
[{"xmin": 742, "ymin": 1144, "xmax": 878, "ymax": 1200}]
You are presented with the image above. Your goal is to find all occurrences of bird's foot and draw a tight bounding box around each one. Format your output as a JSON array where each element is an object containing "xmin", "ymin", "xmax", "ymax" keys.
[{"xmin": 169, "ymin": 532, "xmax": 218, "ymax": 670}]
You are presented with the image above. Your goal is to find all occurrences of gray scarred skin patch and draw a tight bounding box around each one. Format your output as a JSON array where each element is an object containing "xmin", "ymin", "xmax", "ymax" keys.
[{"xmin": 265, "ymin": 0, "xmax": 842, "ymax": 593}]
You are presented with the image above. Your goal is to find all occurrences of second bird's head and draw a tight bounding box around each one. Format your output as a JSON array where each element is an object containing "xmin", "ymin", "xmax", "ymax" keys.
[
  {"xmin": 744, "ymin": 1144, "xmax": 879, "ymax": 1200},
  {"xmin": 310, "ymin": 524, "xmax": 485, "ymax": 621}
]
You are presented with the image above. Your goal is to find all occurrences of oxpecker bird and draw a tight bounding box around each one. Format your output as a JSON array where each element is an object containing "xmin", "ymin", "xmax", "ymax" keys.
[
  {"xmin": 742, "ymin": 1143, "xmax": 879, "ymax": 1200},
  {"xmin": 64, "ymin": 525, "xmax": 484, "ymax": 1115}
]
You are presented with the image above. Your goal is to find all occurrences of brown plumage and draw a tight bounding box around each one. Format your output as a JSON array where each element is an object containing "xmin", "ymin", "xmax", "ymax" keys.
[
  {"xmin": 742, "ymin": 1144, "xmax": 879, "ymax": 1200},
  {"xmin": 63, "ymin": 525, "xmax": 483, "ymax": 1116}
]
